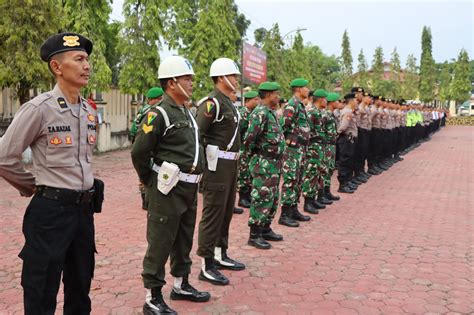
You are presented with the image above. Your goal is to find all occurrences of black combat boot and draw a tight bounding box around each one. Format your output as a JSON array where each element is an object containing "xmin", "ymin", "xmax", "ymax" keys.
[
  {"xmin": 313, "ymin": 198, "xmax": 327, "ymax": 209},
  {"xmin": 338, "ymin": 183, "xmax": 354, "ymax": 194},
  {"xmin": 278, "ymin": 205, "xmax": 300, "ymax": 227},
  {"xmin": 317, "ymin": 189, "xmax": 333, "ymax": 205},
  {"xmin": 214, "ymin": 247, "xmax": 245, "ymax": 270},
  {"xmin": 261, "ymin": 224, "xmax": 283, "ymax": 241},
  {"xmin": 324, "ymin": 186, "xmax": 340, "ymax": 201},
  {"xmin": 238, "ymin": 190, "xmax": 251, "ymax": 208},
  {"xmin": 233, "ymin": 206, "xmax": 244, "ymax": 214},
  {"xmin": 304, "ymin": 197, "xmax": 319, "ymax": 214},
  {"xmin": 143, "ymin": 287, "xmax": 177, "ymax": 315},
  {"xmin": 291, "ymin": 204, "xmax": 311, "ymax": 222},
  {"xmin": 170, "ymin": 274, "xmax": 210, "ymax": 302},
  {"xmin": 248, "ymin": 225, "xmax": 271, "ymax": 249},
  {"xmin": 199, "ymin": 257, "xmax": 229, "ymax": 286}
]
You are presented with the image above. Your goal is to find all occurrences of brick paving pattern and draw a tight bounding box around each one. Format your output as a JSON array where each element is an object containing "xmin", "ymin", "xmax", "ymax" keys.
[{"xmin": 1, "ymin": 126, "xmax": 473, "ymax": 314}]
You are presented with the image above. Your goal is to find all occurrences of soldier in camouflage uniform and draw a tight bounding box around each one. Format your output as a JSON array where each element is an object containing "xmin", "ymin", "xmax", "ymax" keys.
[
  {"xmin": 236, "ymin": 91, "xmax": 260, "ymax": 214},
  {"xmin": 279, "ymin": 78, "xmax": 312, "ymax": 227},
  {"xmin": 129, "ymin": 87, "xmax": 163, "ymax": 210},
  {"xmin": 322, "ymin": 93, "xmax": 341, "ymax": 201},
  {"xmin": 243, "ymin": 82, "xmax": 286, "ymax": 250}
]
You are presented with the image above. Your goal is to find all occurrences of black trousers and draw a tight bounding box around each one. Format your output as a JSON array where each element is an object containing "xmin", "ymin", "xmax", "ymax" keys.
[
  {"xmin": 20, "ymin": 195, "xmax": 95, "ymax": 315},
  {"xmin": 337, "ymin": 135, "xmax": 356, "ymax": 185},
  {"xmin": 368, "ymin": 128, "xmax": 381, "ymax": 168},
  {"xmin": 354, "ymin": 128, "xmax": 370, "ymax": 174}
]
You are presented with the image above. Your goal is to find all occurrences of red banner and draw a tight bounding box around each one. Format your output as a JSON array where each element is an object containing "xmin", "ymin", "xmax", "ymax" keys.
[{"xmin": 242, "ymin": 42, "xmax": 267, "ymax": 85}]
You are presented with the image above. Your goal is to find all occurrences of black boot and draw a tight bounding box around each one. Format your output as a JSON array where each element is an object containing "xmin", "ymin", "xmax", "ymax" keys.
[
  {"xmin": 199, "ymin": 257, "xmax": 229, "ymax": 286},
  {"xmin": 278, "ymin": 205, "xmax": 300, "ymax": 227},
  {"xmin": 238, "ymin": 190, "xmax": 251, "ymax": 208},
  {"xmin": 214, "ymin": 247, "xmax": 245, "ymax": 270},
  {"xmin": 338, "ymin": 183, "xmax": 354, "ymax": 194},
  {"xmin": 304, "ymin": 197, "xmax": 319, "ymax": 214},
  {"xmin": 248, "ymin": 225, "xmax": 271, "ymax": 249},
  {"xmin": 233, "ymin": 206, "xmax": 244, "ymax": 214},
  {"xmin": 143, "ymin": 287, "xmax": 177, "ymax": 315},
  {"xmin": 170, "ymin": 275, "xmax": 210, "ymax": 302},
  {"xmin": 291, "ymin": 205, "xmax": 311, "ymax": 222},
  {"xmin": 317, "ymin": 189, "xmax": 333, "ymax": 205},
  {"xmin": 324, "ymin": 186, "xmax": 340, "ymax": 201},
  {"xmin": 261, "ymin": 224, "xmax": 283, "ymax": 241},
  {"xmin": 141, "ymin": 192, "xmax": 148, "ymax": 210},
  {"xmin": 313, "ymin": 198, "xmax": 326, "ymax": 209}
]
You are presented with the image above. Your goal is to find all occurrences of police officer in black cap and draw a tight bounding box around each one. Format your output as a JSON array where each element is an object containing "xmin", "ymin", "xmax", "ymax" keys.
[{"xmin": 0, "ymin": 32, "xmax": 100, "ymax": 314}]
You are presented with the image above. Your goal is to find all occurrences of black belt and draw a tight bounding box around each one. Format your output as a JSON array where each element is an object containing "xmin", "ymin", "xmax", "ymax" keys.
[{"xmin": 35, "ymin": 185, "xmax": 95, "ymax": 205}]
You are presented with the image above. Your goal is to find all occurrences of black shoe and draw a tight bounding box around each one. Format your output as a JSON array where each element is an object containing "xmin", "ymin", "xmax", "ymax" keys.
[
  {"xmin": 304, "ymin": 197, "xmax": 319, "ymax": 214},
  {"xmin": 395, "ymin": 155, "xmax": 404, "ymax": 162},
  {"xmin": 144, "ymin": 287, "xmax": 177, "ymax": 315},
  {"xmin": 261, "ymin": 225, "xmax": 283, "ymax": 241},
  {"xmin": 324, "ymin": 186, "xmax": 340, "ymax": 201},
  {"xmin": 238, "ymin": 191, "xmax": 251, "ymax": 208},
  {"xmin": 317, "ymin": 189, "xmax": 333, "ymax": 205},
  {"xmin": 338, "ymin": 185, "xmax": 354, "ymax": 193},
  {"xmin": 313, "ymin": 199, "xmax": 327, "ymax": 209},
  {"xmin": 351, "ymin": 177, "xmax": 364, "ymax": 185},
  {"xmin": 347, "ymin": 181, "xmax": 358, "ymax": 189},
  {"xmin": 248, "ymin": 225, "xmax": 271, "ymax": 249},
  {"xmin": 170, "ymin": 275, "xmax": 210, "ymax": 302},
  {"xmin": 233, "ymin": 207, "xmax": 244, "ymax": 214},
  {"xmin": 374, "ymin": 165, "xmax": 384, "ymax": 173},
  {"xmin": 355, "ymin": 175, "xmax": 367, "ymax": 183},
  {"xmin": 199, "ymin": 258, "xmax": 229, "ymax": 286},
  {"xmin": 278, "ymin": 206, "xmax": 300, "ymax": 227},
  {"xmin": 214, "ymin": 248, "xmax": 245, "ymax": 270},
  {"xmin": 291, "ymin": 205, "xmax": 311, "ymax": 222},
  {"xmin": 367, "ymin": 168, "xmax": 380, "ymax": 175}
]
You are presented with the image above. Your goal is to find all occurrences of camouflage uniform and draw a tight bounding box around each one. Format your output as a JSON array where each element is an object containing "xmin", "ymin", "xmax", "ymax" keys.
[
  {"xmin": 322, "ymin": 109, "xmax": 338, "ymax": 186},
  {"xmin": 280, "ymin": 96, "xmax": 310, "ymax": 206},
  {"xmin": 237, "ymin": 105, "xmax": 253, "ymax": 193},
  {"xmin": 243, "ymin": 104, "xmax": 285, "ymax": 226},
  {"xmin": 301, "ymin": 106, "xmax": 326, "ymax": 199}
]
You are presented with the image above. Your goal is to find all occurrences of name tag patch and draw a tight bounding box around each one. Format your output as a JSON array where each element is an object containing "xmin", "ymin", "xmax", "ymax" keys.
[{"xmin": 48, "ymin": 125, "xmax": 71, "ymax": 133}]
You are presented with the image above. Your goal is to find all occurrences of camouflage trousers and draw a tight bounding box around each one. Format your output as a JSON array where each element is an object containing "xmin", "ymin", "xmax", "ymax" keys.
[
  {"xmin": 248, "ymin": 156, "xmax": 281, "ymax": 226},
  {"xmin": 302, "ymin": 144, "xmax": 325, "ymax": 198},
  {"xmin": 323, "ymin": 144, "xmax": 336, "ymax": 187},
  {"xmin": 280, "ymin": 147, "xmax": 305, "ymax": 206},
  {"xmin": 237, "ymin": 149, "xmax": 252, "ymax": 193}
]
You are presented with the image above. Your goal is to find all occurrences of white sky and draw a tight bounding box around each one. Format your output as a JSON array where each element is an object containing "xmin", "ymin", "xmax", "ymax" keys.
[{"xmin": 110, "ymin": 0, "xmax": 474, "ymax": 68}]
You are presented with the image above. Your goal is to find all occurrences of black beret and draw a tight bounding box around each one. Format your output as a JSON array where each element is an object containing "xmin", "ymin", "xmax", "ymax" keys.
[
  {"xmin": 351, "ymin": 87, "xmax": 364, "ymax": 93},
  {"xmin": 362, "ymin": 92, "xmax": 372, "ymax": 97},
  {"xmin": 344, "ymin": 93, "xmax": 356, "ymax": 101},
  {"xmin": 372, "ymin": 95, "xmax": 381, "ymax": 100},
  {"xmin": 40, "ymin": 32, "xmax": 93, "ymax": 62}
]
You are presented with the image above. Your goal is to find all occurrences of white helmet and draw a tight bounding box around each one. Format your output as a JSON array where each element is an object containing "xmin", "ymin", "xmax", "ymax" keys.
[
  {"xmin": 158, "ymin": 55, "xmax": 195, "ymax": 79},
  {"xmin": 209, "ymin": 57, "xmax": 241, "ymax": 77}
]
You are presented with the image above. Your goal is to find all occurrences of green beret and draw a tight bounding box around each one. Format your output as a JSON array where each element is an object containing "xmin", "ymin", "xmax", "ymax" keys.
[
  {"xmin": 258, "ymin": 81, "xmax": 281, "ymax": 91},
  {"xmin": 290, "ymin": 78, "xmax": 309, "ymax": 87},
  {"xmin": 40, "ymin": 32, "xmax": 93, "ymax": 62},
  {"xmin": 314, "ymin": 89, "xmax": 328, "ymax": 98},
  {"xmin": 243, "ymin": 91, "xmax": 259, "ymax": 99},
  {"xmin": 327, "ymin": 93, "xmax": 340, "ymax": 102},
  {"xmin": 146, "ymin": 87, "xmax": 164, "ymax": 99}
]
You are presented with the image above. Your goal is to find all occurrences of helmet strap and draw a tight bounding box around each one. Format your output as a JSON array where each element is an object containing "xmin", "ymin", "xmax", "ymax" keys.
[
  {"xmin": 223, "ymin": 76, "xmax": 236, "ymax": 92},
  {"xmin": 173, "ymin": 77, "xmax": 190, "ymax": 99}
]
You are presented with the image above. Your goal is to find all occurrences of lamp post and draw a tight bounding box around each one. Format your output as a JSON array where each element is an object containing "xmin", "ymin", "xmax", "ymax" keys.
[{"xmin": 282, "ymin": 28, "xmax": 307, "ymax": 47}]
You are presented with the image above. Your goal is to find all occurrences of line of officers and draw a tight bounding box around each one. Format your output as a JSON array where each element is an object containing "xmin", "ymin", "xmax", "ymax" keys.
[{"xmin": 130, "ymin": 55, "xmax": 446, "ymax": 314}]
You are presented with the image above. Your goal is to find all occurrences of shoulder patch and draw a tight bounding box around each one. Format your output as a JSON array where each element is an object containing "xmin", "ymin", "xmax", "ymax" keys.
[
  {"xmin": 142, "ymin": 124, "xmax": 153, "ymax": 134},
  {"xmin": 206, "ymin": 101, "xmax": 215, "ymax": 113},
  {"xmin": 147, "ymin": 112, "xmax": 157, "ymax": 125},
  {"xmin": 57, "ymin": 97, "xmax": 68, "ymax": 109}
]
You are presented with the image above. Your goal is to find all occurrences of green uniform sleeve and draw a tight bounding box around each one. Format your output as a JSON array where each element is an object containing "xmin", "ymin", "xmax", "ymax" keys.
[
  {"xmin": 195, "ymin": 99, "xmax": 217, "ymax": 136},
  {"xmin": 243, "ymin": 107, "xmax": 265, "ymax": 153}
]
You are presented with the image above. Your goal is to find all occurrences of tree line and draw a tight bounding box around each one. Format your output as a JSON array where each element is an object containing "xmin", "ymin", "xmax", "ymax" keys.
[{"xmin": 0, "ymin": 0, "xmax": 472, "ymax": 106}]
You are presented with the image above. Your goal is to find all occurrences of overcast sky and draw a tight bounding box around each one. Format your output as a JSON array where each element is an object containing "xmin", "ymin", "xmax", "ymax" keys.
[{"xmin": 110, "ymin": 0, "xmax": 473, "ymax": 69}]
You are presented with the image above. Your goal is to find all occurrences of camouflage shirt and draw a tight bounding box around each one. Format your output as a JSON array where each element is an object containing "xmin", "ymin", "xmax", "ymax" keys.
[
  {"xmin": 306, "ymin": 106, "xmax": 325, "ymax": 149},
  {"xmin": 279, "ymin": 96, "xmax": 310, "ymax": 148},
  {"xmin": 243, "ymin": 104, "xmax": 285, "ymax": 160},
  {"xmin": 238, "ymin": 105, "xmax": 252, "ymax": 142},
  {"xmin": 322, "ymin": 109, "xmax": 337, "ymax": 143}
]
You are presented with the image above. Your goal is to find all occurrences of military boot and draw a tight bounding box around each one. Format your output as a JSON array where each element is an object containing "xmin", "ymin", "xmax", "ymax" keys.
[
  {"xmin": 338, "ymin": 183, "xmax": 354, "ymax": 194},
  {"xmin": 143, "ymin": 287, "xmax": 177, "ymax": 315},
  {"xmin": 303, "ymin": 197, "xmax": 319, "ymax": 214},
  {"xmin": 199, "ymin": 258, "xmax": 229, "ymax": 286},
  {"xmin": 324, "ymin": 186, "xmax": 340, "ymax": 201},
  {"xmin": 214, "ymin": 247, "xmax": 245, "ymax": 271},
  {"xmin": 170, "ymin": 275, "xmax": 210, "ymax": 302},
  {"xmin": 233, "ymin": 206, "xmax": 244, "ymax": 214},
  {"xmin": 317, "ymin": 189, "xmax": 333, "ymax": 205},
  {"xmin": 248, "ymin": 225, "xmax": 271, "ymax": 249},
  {"xmin": 261, "ymin": 224, "xmax": 283, "ymax": 241},
  {"xmin": 238, "ymin": 190, "xmax": 251, "ymax": 208},
  {"xmin": 313, "ymin": 198, "xmax": 327, "ymax": 209},
  {"xmin": 291, "ymin": 204, "xmax": 311, "ymax": 222},
  {"xmin": 278, "ymin": 205, "xmax": 300, "ymax": 227}
]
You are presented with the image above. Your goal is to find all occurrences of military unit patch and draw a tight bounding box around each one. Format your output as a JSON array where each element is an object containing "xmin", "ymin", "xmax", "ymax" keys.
[
  {"xmin": 65, "ymin": 135, "xmax": 72, "ymax": 145},
  {"xmin": 50, "ymin": 136, "xmax": 62, "ymax": 145},
  {"xmin": 142, "ymin": 124, "xmax": 153, "ymax": 134},
  {"xmin": 206, "ymin": 101, "xmax": 214, "ymax": 113},
  {"xmin": 147, "ymin": 112, "xmax": 157, "ymax": 125}
]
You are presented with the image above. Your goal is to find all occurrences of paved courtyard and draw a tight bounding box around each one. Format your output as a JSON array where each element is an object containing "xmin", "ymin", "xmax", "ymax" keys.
[{"xmin": 0, "ymin": 126, "xmax": 473, "ymax": 315}]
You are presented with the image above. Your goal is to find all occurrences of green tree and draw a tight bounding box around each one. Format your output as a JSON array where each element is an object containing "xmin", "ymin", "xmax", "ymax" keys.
[
  {"xmin": 340, "ymin": 30, "xmax": 353, "ymax": 76},
  {"xmin": 356, "ymin": 49, "xmax": 369, "ymax": 90},
  {"xmin": 187, "ymin": 0, "xmax": 241, "ymax": 100},
  {"xmin": 402, "ymin": 54, "xmax": 418, "ymax": 100},
  {"xmin": 103, "ymin": 21, "xmax": 122, "ymax": 87},
  {"xmin": 262, "ymin": 24, "xmax": 287, "ymax": 93},
  {"xmin": 0, "ymin": 0, "xmax": 63, "ymax": 104},
  {"xmin": 254, "ymin": 28, "xmax": 267, "ymax": 48},
  {"xmin": 305, "ymin": 45, "xmax": 340, "ymax": 90},
  {"xmin": 285, "ymin": 32, "xmax": 311, "ymax": 83},
  {"xmin": 389, "ymin": 47, "xmax": 402, "ymax": 97},
  {"xmin": 450, "ymin": 49, "xmax": 471, "ymax": 105},
  {"xmin": 60, "ymin": 0, "xmax": 112, "ymax": 94},
  {"xmin": 437, "ymin": 61, "xmax": 452, "ymax": 106},
  {"xmin": 371, "ymin": 46, "xmax": 385, "ymax": 95},
  {"xmin": 419, "ymin": 26, "xmax": 436, "ymax": 102},
  {"xmin": 118, "ymin": 0, "xmax": 163, "ymax": 95}
]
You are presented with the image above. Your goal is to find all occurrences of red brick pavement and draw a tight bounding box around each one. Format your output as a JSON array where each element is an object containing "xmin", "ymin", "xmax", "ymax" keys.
[{"xmin": 1, "ymin": 126, "xmax": 473, "ymax": 315}]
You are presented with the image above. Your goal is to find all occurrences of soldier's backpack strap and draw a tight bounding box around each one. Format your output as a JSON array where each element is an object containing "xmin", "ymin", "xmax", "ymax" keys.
[{"xmin": 197, "ymin": 97, "xmax": 223, "ymax": 123}]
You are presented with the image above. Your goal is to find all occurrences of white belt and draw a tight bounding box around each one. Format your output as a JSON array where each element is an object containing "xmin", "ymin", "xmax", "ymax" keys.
[
  {"xmin": 152, "ymin": 164, "xmax": 202, "ymax": 184},
  {"xmin": 218, "ymin": 150, "xmax": 240, "ymax": 160}
]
